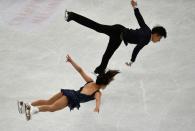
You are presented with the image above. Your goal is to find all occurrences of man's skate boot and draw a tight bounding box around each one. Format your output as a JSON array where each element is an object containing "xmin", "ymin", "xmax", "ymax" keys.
[
  {"xmin": 17, "ymin": 101, "xmax": 25, "ymax": 114},
  {"xmin": 65, "ymin": 9, "xmax": 73, "ymax": 22},
  {"xmin": 94, "ymin": 66, "xmax": 105, "ymax": 75},
  {"xmin": 25, "ymin": 103, "xmax": 31, "ymax": 121}
]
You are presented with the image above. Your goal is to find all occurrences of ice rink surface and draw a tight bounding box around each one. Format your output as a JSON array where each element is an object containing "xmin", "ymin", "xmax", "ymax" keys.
[{"xmin": 0, "ymin": 0, "xmax": 195, "ymax": 131}]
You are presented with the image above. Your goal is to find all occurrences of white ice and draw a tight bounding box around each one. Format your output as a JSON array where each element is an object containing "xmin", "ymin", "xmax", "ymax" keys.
[{"xmin": 0, "ymin": 0, "xmax": 195, "ymax": 131}]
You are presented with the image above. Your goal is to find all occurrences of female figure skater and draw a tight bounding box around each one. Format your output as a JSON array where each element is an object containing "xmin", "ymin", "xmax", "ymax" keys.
[
  {"xmin": 65, "ymin": 0, "xmax": 167, "ymax": 74},
  {"xmin": 17, "ymin": 54, "xmax": 119, "ymax": 121}
]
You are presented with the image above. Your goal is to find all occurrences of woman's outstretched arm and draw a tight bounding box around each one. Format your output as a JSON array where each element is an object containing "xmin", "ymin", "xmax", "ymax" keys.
[
  {"xmin": 66, "ymin": 54, "xmax": 93, "ymax": 82},
  {"xmin": 94, "ymin": 91, "xmax": 102, "ymax": 113}
]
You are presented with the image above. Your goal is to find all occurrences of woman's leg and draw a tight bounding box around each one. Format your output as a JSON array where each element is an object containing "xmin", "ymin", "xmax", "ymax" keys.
[
  {"xmin": 38, "ymin": 96, "xmax": 68, "ymax": 112},
  {"xmin": 68, "ymin": 12, "xmax": 114, "ymax": 36},
  {"xmin": 24, "ymin": 94, "xmax": 68, "ymax": 120},
  {"xmin": 31, "ymin": 92, "xmax": 63, "ymax": 106}
]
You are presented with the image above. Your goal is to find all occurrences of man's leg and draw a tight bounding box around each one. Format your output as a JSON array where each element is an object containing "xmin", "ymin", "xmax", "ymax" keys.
[
  {"xmin": 67, "ymin": 12, "xmax": 113, "ymax": 36},
  {"xmin": 94, "ymin": 37, "xmax": 122, "ymax": 74}
]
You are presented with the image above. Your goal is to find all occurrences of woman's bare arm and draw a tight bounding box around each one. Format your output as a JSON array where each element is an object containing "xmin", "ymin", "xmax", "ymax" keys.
[
  {"xmin": 66, "ymin": 54, "xmax": 93, "ymax": 82},
  {"xmin": 94, "ymin": 91, "xmax": 102, "ymax": 113}
]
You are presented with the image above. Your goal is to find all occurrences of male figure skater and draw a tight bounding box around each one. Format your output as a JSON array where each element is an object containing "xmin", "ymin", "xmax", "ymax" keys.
[{"xmin": 65, "ymin": 0, "xmax": 167, "ymax": 74}]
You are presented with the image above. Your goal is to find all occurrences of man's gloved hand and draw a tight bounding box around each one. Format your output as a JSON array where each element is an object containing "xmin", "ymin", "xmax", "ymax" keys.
[{"xmin": 125, "ymin": 61, "xmax": 133, "ymax": 67}]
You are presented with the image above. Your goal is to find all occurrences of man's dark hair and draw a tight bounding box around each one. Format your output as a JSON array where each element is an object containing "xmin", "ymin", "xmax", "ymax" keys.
[
  {"xmin": 96, "ymin": 70, "xmax": 120, "ymax": 85},
  {"xmin": 152, "ymin": 26, "xmax": 167, "ymax": 38}
]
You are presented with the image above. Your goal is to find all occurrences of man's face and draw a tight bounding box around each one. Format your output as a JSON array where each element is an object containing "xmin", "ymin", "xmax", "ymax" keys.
[{"xmin": 152, "ymin": 34, "xmax": 162, "ymax": 43}]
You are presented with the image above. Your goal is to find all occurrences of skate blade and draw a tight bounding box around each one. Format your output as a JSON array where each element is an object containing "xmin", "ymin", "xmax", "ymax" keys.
[
  {"xmin": 17, "ymin": 100, "xmax": 23, "ymax": 114},
  {"xmin": 91, "ymin": 72, "xmax": 98, "ymax": 76},
  {"xmin": 64, "ymin": 9, "xmax": 68, "ymax": 21},
  {"xmin": 25, "ymin": 104, "xmax": 31, "ymax": 121}
]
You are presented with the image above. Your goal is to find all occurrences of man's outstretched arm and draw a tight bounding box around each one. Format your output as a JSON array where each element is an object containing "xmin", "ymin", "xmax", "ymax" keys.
[
  {"xmin": 126, "ymin": 45, "xmax": 145, "ymax": 67},
  {"xmin": 131, "ymin": 45, "xmax": 144, "ymax": 62},
  {"xmin": 131, "ymin": 0, "xmax": 146, "ymax": 28}
]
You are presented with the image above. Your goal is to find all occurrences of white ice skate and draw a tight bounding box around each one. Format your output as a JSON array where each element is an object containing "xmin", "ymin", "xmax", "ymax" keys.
[
  {"xmin": 25, "ymin": 103, "xmax": 31, "ymax": 121},
  {"xmin": 17, "ymin": 100, "xmax": 25, "ymax": 114}
]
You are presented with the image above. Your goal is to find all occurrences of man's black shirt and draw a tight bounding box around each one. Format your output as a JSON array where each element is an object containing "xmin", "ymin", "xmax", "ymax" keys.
[{"xmin": 122, "ymin": 8, "xmax": 151, "ymax": 62}]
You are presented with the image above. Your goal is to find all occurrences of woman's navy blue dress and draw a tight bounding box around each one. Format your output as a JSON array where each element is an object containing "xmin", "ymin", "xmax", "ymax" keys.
[{"xmin": 61, "ymin": 81, "xmax": 99, "ymax": 111}]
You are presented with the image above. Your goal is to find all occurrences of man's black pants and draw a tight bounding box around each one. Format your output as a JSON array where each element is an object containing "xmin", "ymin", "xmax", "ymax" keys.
[{"xmin": 69, "ymin": 12, "xmax": 125, "ymax": 73}]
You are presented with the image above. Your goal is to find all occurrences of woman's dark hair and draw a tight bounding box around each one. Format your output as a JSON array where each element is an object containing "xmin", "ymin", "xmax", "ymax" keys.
[
  {"xmin": 152, "ymin": 26, "xmax": 167, "ymax": 38},
  {"xmin": 96, "ymin": 70, "xmax": 120, "ymax": 85}
]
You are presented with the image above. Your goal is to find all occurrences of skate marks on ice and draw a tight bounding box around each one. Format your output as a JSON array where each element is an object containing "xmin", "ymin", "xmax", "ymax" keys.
[
  {"xmin": 139, "ymin": 80, "xmax": 150, "ymax": 116},
  {"xmin": 156, "ymin": 78, "xmax": 195, "ymax": 131},
  {"xmin": 0, "ymin": 0, "xmax": 63, "ymax": 30}
]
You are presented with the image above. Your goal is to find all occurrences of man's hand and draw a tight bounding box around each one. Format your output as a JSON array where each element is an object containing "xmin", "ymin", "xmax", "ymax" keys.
[
  {"xmin": 66, "ymin": 54, "xmax": 73, "ymax": 63},
  {"xmin": 125, "ymin": 61, "xmax": 133, "ymax": 67},
  {"xmin": 131, "ymin": 0, "xmax": 137, "ymax": 9},
  {"xmin": 94, "ymin": 107, "xmax": 100, "ymax": 113}
]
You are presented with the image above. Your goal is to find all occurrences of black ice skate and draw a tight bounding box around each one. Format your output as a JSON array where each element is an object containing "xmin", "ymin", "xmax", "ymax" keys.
[
  {"xmin": 64, "ymin": 9, "xmax": 72, "ymax": 22},
  {"xmin": 94, "ymin": 67, "xmax": 105, "ymax": 75}
]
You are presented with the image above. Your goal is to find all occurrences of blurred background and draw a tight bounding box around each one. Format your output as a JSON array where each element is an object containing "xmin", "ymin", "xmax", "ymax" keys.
[{"xmin": 0, "ymin": 0, "xmax": 195, "ymax": 131}]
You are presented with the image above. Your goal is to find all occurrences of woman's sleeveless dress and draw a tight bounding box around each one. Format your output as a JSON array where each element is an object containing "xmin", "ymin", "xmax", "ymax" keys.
[{"xmin": 61, "ymin": 81, "xmax": 99, "ymax": 111}]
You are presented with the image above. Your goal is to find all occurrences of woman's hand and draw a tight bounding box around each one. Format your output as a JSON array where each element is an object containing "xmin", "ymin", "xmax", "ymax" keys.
[
  {"xmin": 94, "ymin": 107, "xmax": 100, "ymax": 113},
  {"xmin": 66, "ymin": 54, "xmax": 72, "ymax": 63}
]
